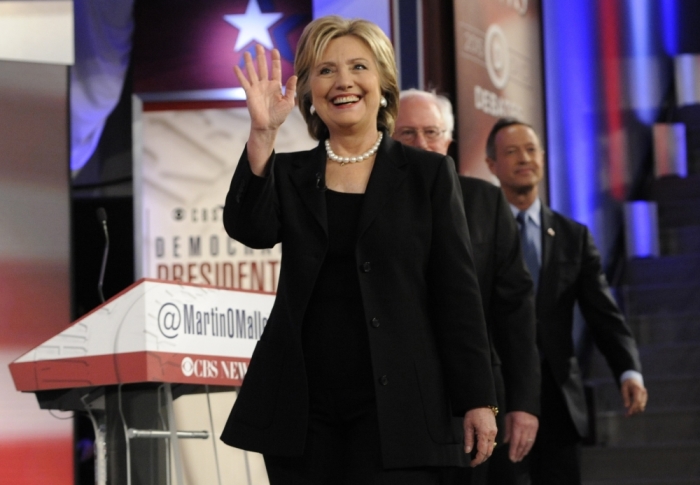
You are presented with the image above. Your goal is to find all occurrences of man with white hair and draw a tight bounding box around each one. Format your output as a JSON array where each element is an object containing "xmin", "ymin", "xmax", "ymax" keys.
[{"xmin": 394, "ymin": 90, "xmax": 540, "ymax": 485}]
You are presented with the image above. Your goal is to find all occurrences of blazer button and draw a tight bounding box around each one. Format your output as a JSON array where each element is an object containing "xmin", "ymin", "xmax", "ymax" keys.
[
  {"xmin": 361, "ymin": 262, "xmax": 372, "ymax": 273},
  {"xmin": 370, "ymin": 317, "xmax": 380, "ymax": 328},
  {"xmin": 235, "ymin": 189, "xmax": 243, "ymax": 203},
  {"xmin": 379, "ymin": 375, "xmax": 389, "ymax": 386},
  {"xmin": 235, "ymin": 180, "xmax": 247, "ymax": 203}
]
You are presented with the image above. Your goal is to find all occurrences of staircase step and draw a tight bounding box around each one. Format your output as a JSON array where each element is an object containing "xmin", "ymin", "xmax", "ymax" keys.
[
  {"xmin": 674, "ymin": 106, "xmax": 700, "ymax": 176},
  {"xmin": 587, "ymin": 376, "xmax": 700, "ymax": 413},
  {"xmin": 584, "ymin": 477, "xmax": 700, "ymax": 485},
  {"xmin": 686, "ymin": 125, "xmax": 700, "ymax": 175},
  {"xmin": 594, "ymin": 408, "xmax": 700, "ymax": 446},
  {"xmin": 622, "ymin": 283, "xmax": 700, "ymax": 317},
  {"xmin": 657, "ymin": 198, "xmax": 700, "ymax": 228},
  {"xmin": 588, "ymin": 343, "xmax": 700, "ymax": 379},
  {"xmin": 623, "ymin": 254, "xmax": 700, "ymax": 285},
  {"xmin": 661, "ymin": 225, "xmax": 700, "ymax": 256},
  {"xmin": 581, "ymin": 443, "xmax": 700, "ymax": 482},
  {"xmin": 628, "ymin": 314, "xmax": 700, "ymax": 346},
  {"xmin": 651, "ymin": 173, "xmax": 700, "ymax": 202}
]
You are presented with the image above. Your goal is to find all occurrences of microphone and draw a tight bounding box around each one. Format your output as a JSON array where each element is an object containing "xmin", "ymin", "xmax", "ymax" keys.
[
  {"xmin": 96, "ymin": 207, "xmax": 109, "ymax": 303},
  {"xmin": 315, "ymin": 172, "xmax": 327, "ymax": 192}
]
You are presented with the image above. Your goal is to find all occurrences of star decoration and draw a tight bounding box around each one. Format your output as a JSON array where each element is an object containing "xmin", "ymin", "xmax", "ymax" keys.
[{"xmin": 224, "ymin": 0, "xmax": 283, "ymax": 51}]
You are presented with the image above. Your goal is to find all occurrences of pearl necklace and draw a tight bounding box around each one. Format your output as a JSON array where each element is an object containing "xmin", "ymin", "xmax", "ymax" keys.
[{"xmin": 325, "ymin": 132, "xmax": 383, "ymax": 166}]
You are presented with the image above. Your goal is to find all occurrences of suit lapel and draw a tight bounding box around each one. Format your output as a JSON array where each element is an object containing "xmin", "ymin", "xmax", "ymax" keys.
[
  {"xmin": 537, "ymin": 204, "xmax": 556, "ymax": 309},
  {"xmin": 356, "ymin": 135, "xmax": 407, "ymax": 239},
  {"xmin": 290, "ymin": 142, "xmax": 328, "ymax": 235}
]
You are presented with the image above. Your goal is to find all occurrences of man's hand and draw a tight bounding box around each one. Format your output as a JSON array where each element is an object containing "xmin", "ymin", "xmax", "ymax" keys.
[
  {"xmin": 463, "ymin": 407, "xmax": 498, "ymax": 467},
  {"xmin": 621, "ymin": 377, "xmax": 648, "ymax": 416},
  {"xmin": 503, "ymin": 411, "xmax": 538, "ymax": 462}
]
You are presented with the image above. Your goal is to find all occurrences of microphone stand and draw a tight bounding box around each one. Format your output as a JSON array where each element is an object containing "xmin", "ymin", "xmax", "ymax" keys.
[{"xmin": 97, "ymin": 207, "xmax": 109, "ymax": 303}]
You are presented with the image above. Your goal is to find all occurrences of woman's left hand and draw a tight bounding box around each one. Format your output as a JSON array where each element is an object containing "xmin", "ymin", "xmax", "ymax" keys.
[
  {"xmin": 463, "ymin": 407, "xmax": 498, "ymax": 467},
  {"xmin": 234, "ymin": 44, "xmax": 298, "ymax": 134},
  {"xmin": 233, "ymin": 44, "xmax": 298, "ymax": 174}
]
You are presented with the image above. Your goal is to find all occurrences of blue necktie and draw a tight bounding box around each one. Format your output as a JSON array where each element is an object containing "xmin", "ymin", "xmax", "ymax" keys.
[{"xmin": 516, "ymin": 211, "xmax": 540, "ymax": 291}]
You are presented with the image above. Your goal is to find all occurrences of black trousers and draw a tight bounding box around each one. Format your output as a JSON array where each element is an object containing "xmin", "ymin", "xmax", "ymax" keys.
[
  {"xmin": 448, "ymin": 361, "xmax": 582, "ymax": 485},
  {"xmin": 440, "ymin": 362, "xmax": 529, "ymax": 485},
  {"xmin": 438, "ymin": 440, "xmax": 529, "ymax": 485},
  {"xmin": 483, "ymin": 362, "xmax": 581, "ymax": 485},
  {"xmin": 528, "ymin": 361, "xmax": 582, "ymax": 485},
  {"xmin": 264, "ymin": 387, "xmax": 442, "ymax": 485}
]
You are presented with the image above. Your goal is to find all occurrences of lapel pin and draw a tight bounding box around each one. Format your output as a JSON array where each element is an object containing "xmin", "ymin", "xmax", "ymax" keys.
[{"xmin": 547, "ymin": 228, "xmax": 555, "ymax": 236}]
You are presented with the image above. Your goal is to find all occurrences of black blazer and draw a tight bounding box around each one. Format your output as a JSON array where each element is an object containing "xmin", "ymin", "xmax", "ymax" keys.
[
  {"xmin": 220, "ymin": 135, "xmax": 496, "ymax": 469},
  {"xmin": 459, "ymin": 177, "xmax": 540, "ymax": 426},
  {"xmin": 537, "ymin": 205, "xmax": 642, "ymax": 437}
]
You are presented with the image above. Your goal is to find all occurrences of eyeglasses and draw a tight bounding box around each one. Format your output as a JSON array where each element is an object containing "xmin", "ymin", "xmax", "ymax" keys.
[{"xmin": 395, "ymin": 126, "xmax": 446, "ymax": 142}]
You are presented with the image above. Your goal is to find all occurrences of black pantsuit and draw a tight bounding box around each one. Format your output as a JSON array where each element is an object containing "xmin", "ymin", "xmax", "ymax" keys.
[
  {"xmin": 264, "ymin": 388, "xmax": 442, "ymax": 485},
  {"xmin": 502, "ymin": 204, "xmax": 642, "ymax": 484},
  {"xmin": 220, "ymin": 135, "xmax": 496, "ymax": 479},
  {"xmin": 528, "ymin": 361, "xmax": 582, "ymax": 485},
  {"xmin": 535, "ymin": 206, "xmax": 641, "ymax": 438},
  {"xmin": 458, "ymin": 177, "xmax": 539, "ymax": 431},
  {"xmin": 440, "ymin": 177, "xmax": 539, "ymax": 485}
]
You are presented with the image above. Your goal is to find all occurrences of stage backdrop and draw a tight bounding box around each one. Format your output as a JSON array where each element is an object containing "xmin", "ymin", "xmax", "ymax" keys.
[
  {"xmin": 453, "ymin": 0, "xmax": 545, "ymax": 182},
  {"xmin": 132, "ymin": 0, "xmax": 316, "ymax": 293}
]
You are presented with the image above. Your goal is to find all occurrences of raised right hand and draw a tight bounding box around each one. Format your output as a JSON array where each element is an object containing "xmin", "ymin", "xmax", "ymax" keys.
[{"xmin": 234, "ymin": 44, "xmax": 298, "ymax": 133}]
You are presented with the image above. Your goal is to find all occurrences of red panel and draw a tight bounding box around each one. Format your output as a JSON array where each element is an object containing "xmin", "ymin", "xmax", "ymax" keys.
[
  {"xmin": 0, "ymin": 437, "xmax": 73, "ymax": 485},
  {"xmin": 598, "ymin": 0, "xmax": 626, "ymax": 199},
  {"xmin": 11, "ymin": 352, "xmax": 250, "ymax": 391},
  {"xmin": 11, "ymin": 353, "xmax": 144, "ymax": 391},
  {"xmin": 0, "ymin": 262, "xmax": 71, "ymax": 347}
]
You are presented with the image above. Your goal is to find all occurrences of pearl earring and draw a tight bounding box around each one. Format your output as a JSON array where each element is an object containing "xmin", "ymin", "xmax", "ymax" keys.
[
  {"xmin": 380, "ymin": 96, "xmax": 388, "ymax": 108},
  {"xmin": 310, "ymin": 105, "xmax": 316, "ymax": 115}
]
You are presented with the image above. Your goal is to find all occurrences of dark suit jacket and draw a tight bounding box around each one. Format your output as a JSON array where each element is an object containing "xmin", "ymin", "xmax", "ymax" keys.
[
  {"xmin": 537, "ymin": 204, "xmax": 642, "ymax": 437},
  {"xmin": 459, "ymin": 177, "xmax": 540, "ymax": 432},
  {"xmin": 220, "ymin": 135, "xmax": 496, "ymax": 469}
]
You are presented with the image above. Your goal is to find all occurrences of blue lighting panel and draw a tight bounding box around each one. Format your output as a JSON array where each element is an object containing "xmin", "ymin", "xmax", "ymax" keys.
[
  {"xmin": 625, "ymin": 201, "xmax": 658, "ymax": 258},
  {"xmin": 542, "ymin": 0, "xmax": 597, "ymax": 229},
  {"xmin": 661, "ymin": 0, "xmax": 679, "ymax": 55}
]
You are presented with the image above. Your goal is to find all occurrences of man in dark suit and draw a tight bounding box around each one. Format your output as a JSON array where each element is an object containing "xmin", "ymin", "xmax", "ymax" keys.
[
  {"xmin": 485, "ymin": 117, "xmax": 649, "ymax": 485},
  {"xmin": 394, "ymin": 91, "xmax": 541, "ymax": 485}
]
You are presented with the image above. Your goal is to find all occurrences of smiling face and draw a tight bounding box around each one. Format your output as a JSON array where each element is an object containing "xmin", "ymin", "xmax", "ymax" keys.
[
  {"xmin": 394, "ymin": 95, "xmax": 452, "ymax": 155},
  {"xmin": 309, "ymin": 35, "xmax": 382, "ymax": 137},
  {"xmin": 487, "ymin": 124, "xmax": 544, "ymax": 197}
]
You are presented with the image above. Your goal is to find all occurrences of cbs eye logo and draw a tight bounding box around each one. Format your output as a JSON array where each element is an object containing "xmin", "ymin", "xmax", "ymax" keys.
[
  {"xmin": 181, "ymin": 357, "xmax": 194, "ymax": 376},
  {"xmin": 485, "ymin": 24, "xmax": 510, "ymax": 90},
  {"xmin": 158, "ymin": 303, "xmax": 181, "ymax": 339}
]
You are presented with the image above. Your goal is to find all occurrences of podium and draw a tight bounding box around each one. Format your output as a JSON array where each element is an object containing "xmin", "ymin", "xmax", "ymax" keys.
[{"xmin": 9, "ymin": 278, "xmax": 275, "ymax": 485}]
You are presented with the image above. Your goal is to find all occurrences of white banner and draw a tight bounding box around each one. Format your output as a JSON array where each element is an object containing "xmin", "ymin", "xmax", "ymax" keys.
[{"xmin": 134, "ymin": 103, "xmax": 317, "ymax": 292}]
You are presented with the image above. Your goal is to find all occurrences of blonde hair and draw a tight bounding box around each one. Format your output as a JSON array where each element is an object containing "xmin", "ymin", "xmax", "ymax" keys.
[{"xmin": 294, "ymin": 16, "xmax": 399, "ymax": 140}]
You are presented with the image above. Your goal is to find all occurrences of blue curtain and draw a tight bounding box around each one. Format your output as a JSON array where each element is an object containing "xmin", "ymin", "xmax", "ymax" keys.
[{"xmin": 70, "ymin": 0, "xmax": 133, "ymax": 174}]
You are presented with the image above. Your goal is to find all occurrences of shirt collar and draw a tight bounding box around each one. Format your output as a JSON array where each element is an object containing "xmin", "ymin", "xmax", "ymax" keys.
[{"xmin": 510, "ymin": 198, "xmax": 541, "ymax": 228}]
